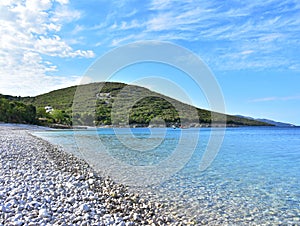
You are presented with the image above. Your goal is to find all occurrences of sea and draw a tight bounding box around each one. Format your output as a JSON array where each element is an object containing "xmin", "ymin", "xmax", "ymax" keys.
[{"xmin": 32, "ymin": 127, "xmax": 300, "ymax": 224}]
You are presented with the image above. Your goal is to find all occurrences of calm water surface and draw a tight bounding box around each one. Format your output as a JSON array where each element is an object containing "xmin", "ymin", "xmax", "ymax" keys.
[{"xmin": 33, "ymin": 127, "xmax": 300, "ymax": 224}]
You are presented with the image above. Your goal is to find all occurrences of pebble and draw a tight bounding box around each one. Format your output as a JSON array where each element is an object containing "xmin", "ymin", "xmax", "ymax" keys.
[
  {"xmin": 80, "ymin": 204, "xmax": 90, "ymax": 212},
  {"xmin": 38, "ymin": 208, "xmax": 50, "ymax": 218},
  {"xmin": 4, "ymin": 125, "xmax": 295, "ymax": 225},
  {"xmin": 0, "ymin": 127, "xmax": 182, "ymax": 225}
]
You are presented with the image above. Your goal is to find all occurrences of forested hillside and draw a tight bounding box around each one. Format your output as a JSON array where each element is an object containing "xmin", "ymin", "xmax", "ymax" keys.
[
  {"xmin": 0, "ymin": 98, "xmax": 36, "ymax": 124},
  {"xmin": 1, "ymin": 82, "xmax": 271, "ymax": 127}
]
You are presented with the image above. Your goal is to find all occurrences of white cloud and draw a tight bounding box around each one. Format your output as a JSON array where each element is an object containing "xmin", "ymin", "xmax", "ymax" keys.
[
  {"xmin": 0, "ymin": 73, "xmax": 81, "ymax": 97},
  {"xmin": 3, "ymin": 0, "xmax": 296, "ymax": 97},
  {"xmin": 125, "ymin": 9, "xmax": 137, "ymax": 17},
  {"xmin": 249, "ymin": 95, "xmax": 300, "ymax": 102},
  {"xmin": 250, "ymin": 95, "xmax": 300, "ymax": 102},
  {"xmin": 0, "ymin": 48, "xmax": 81, "ymax": 96},
  {"xmin": 250, "ymin": 97, "xmax": 277, "ymax": 102},
  {"xmin": 52, "ymin": 5, "xmax": 81, "ymax": 23},
  {"xmin": 111, "ymin": 34, "xmax": 145, "ymax": 47},
  {"xmin": 56, "ymin": 0, "xmax": 69, "ymax": 5},
  {"xmin": 149, "ymin": 0, "xmax": 172, "ymax": 10},
  {"xmin": 0, "ymin": 0, "xmax": 95, "ymax": 96},
  {"xmin": 241, "ymin": 50, "xmax": 254, "ymax": 55},
  {"xmin": 120, "ymin": 20, "xmax": 143, "ymax": 30},
  {"xmin": 34, "ymin": 35, "xmax": 95, "ymax": 58},
  {"xmin": 95, "ymin": 0, "xmax": 300, "ymax": 71},
  {"xmin": 26, "ymin": 0, "xmax": 52, "ymax": 11}
]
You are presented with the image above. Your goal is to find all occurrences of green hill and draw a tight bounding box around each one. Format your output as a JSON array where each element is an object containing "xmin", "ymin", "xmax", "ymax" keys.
[
  {"xmin": 1, "ymin": 82, "xmax": 271, "ymax": 127},
  {"xmin": 21, "ymin": 86, "xmax": 77, "ymax": 112}
]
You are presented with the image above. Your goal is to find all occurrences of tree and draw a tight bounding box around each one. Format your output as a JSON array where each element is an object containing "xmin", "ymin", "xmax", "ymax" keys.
[
  {"xmin": 37, "ymin": 107, "xmax": 47, "ymax": 118},
  {"xmin": 82, "ymin": 113, "xmax": 95, "ymax": 126},
  {"xmin": 51, "ymin": 109, "xmax": 64, "ymax": 124},
  {"xmin": 0, "ymin": 98, "xmax": 36, "ymax": 124}
]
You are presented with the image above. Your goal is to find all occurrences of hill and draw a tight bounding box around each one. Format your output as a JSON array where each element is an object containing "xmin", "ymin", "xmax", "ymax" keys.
[
  {"xmin": 234, "ymin": 115, "xmax": 295, "ymax": 127},
  {"xmin": 1, "ymin": 82, "xmax": 271, "ymax": 127},
  {"xmin": 256, "ymin": 119, "xmax": 294, "ymax": 127}
]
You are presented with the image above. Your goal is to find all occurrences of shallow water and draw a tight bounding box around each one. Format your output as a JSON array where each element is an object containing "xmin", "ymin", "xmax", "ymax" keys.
[{"xmin": 33, "ymin": 127, "xmax": 300, "ymax": 224}]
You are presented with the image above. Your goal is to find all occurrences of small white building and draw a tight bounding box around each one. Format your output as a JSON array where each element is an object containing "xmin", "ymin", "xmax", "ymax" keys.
[{"xmin": 45, "ymin": 106, "xmax": 53, "ymax": 113}]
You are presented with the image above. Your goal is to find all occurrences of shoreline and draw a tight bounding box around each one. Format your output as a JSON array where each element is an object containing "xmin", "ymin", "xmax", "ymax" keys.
[
  {"xmin": 1, "ymin": 124, "xmax": 299, "ymax": 225},
  {"xmin": 0, "ymin": 122, "xmax": 281, "ymax": 131},
  {"xmin": 0, "ymin": 125, "xmax": 194, "ymax": 225}
]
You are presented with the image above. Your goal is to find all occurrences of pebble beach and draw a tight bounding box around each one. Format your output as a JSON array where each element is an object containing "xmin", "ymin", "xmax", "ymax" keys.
[{"xmin": 0, "ymin": 125, "xmax": 193, "ymax": 226}]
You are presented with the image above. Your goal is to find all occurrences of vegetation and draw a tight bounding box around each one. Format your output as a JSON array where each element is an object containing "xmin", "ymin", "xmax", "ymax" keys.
[
  {"xmin": 0, "ymin": 98, "xmax": 36, "ymax": 124},
  {"xmin": 0, "ymin": 82, "xmax": 271, "ymax": 127}
]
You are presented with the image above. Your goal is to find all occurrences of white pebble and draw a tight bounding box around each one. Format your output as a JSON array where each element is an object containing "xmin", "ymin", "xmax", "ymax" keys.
[
  {"xmin": 80, "ymin": 204, "xmax": 90, "ymax": 212},
  {"xmin": 39, "ymin": 208, "xmax": 50, "ymax": 218}
]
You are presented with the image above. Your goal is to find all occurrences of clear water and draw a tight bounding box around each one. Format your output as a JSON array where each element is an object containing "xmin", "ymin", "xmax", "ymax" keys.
[{"xmin": 33, "ymin": 127, "xmax": 300, "ymax": 224}]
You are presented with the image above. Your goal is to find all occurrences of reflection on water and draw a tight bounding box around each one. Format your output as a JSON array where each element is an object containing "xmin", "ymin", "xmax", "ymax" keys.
[{"xmin": 33, "ymin": 127, "xmax": 300, "ymax": 224}]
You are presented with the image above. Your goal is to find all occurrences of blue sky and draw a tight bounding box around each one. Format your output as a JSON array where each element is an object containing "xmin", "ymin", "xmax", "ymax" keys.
[{"xmin": 0, "ymin": 0, "xmax": 299, "ymax": 125}]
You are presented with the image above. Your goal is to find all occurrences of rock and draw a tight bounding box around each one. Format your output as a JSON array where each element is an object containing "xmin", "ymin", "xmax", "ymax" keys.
[
  {"xmin": 80, "ymin": 221, "xmax": 89, "ymax": 226},
  {"xmin": 1, "ymin": 205, "xmax": 7, "ymax": 213},
  {"xmin": 39, "ymin": 208, "xmax": 50, "ymax": 218},
  {"xmin": 0, "ymin": 128, "xmax": 187, "ymax": 226},
  {"xmin": 89, "ymin": 172, "xmax": 96, "ymax": 178},
  {"xmin": 66, "ymin": 197, "xmax": 75, "ymax": 204},
  {"xmin": 103, "ymin": 214, "xmax": 112, "ymax": 220},
  {"xmin": 88, "ymin": 178, "xmax": 94, "ymax": 184},
  {"xmin": 13, "ymin": 213, "xmax": 23, "ymax": 221},
  {"xmin": 133, "ymin": 213, "xmax": 140, "ymax": 221},
  {"xmin": 65, "ymin": 182, "xmax": 73, "ymax": 189},
  {"xmin": 72, "ymin": 216, "xmax": 82, "ymax": 223},
  {"xmin": 118, "ymin": 221, "xmax": 126, "ymax": 226},
  {"xmin": 115, "ymin": 216, "xmax": 124, "ymax": 223},
  {"xmin": 80, "ymin": 204, "xmax": 90, "ymax": 212},
  {"xmin": 57, "ymin": 207, "xmax": 64, "ymax": 213},
  {"xmin": 12, "ymin": 220, "xmax": 23, "ymax": 226}
]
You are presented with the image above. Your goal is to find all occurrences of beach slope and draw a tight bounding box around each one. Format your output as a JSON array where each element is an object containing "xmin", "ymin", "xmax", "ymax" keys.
[{"xmin": 0, "ymin": 126, "xmax": 187, "ymax": 225}]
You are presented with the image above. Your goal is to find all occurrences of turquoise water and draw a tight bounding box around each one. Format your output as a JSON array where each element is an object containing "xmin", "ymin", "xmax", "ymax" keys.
[{"xmin": 33, "ymin": 127, "xmax": 300, "ymax": 224}]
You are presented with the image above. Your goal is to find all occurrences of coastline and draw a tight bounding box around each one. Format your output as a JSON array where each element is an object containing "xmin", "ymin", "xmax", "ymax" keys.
[{"xmin": 0, "ymin": 125, "xmax": 194, "ymax": 225}]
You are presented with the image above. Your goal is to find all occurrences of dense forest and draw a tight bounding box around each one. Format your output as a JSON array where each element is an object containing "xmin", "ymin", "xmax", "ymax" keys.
[
  {"xmin": 0, "ymin": 98, "xmax": 36, "ymax": 124},
  {"xmin": 0, "ymin": 82, "xmax": 271, "ymax": 127}
]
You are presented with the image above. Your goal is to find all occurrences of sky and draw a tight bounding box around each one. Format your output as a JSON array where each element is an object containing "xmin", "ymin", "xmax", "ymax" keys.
[{"xmin": 0, "ymin": 0, "xmax": 299, "ymax": 125}]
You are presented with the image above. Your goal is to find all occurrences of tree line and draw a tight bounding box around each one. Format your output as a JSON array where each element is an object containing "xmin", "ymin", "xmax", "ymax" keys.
[
  {"xmin": 0, "ymin": 98, "xmax": 36, "ymax": 124},
  {"xmin": 0, "ymin": 98, "xmax": 71, "ymax": 126}
]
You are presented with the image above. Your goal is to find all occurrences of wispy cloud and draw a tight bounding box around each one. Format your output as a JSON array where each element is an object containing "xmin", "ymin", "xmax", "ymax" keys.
[
  {"xmin": 92, "ymin": 0, "xmax": 300, "ymax": 71},
  {"xmin": 2, "ymin": 0, "xmax": 300, "ymax": 95},
  {"xmin": 250, "ymin": 95, "xmax": 300, "ymax": 102},
  {"xmin": 241, "ymin": 50, "xmax": 254, "ymax": 55}
]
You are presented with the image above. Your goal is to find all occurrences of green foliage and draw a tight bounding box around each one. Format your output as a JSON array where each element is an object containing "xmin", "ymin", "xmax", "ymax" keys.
[
  {"xmin": 36, "ymin": 107, "xmax": 47, "ymax": 118},
  {"xmin": 0, "ymin": 98, "xmax": 36, "ymax": 124},
  {"xmin": 1, "ymin": 82, "xmax": 272, "ymax": 127},
  {"xmin": 50, "ymin": 109, "xmax": 64, "ymax": 124},
  {"xmin": 22, "ymin": 86, "xmax": 77, "ymax": 110},
  {"xmin": 80, "ymin": 113, "xmax": 95, "ymax": 126},
  {"xmin": 127, "ymin": 96, "xmax": 180, "ymax": 126}
]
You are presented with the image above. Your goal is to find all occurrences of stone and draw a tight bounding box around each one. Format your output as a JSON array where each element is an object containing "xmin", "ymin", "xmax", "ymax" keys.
[
  {"xmin": 80, "ymin": 204, "xmax": 90, "ymax": 212},
  {"xmin": 1, "ymin": 205, "xmax": 7, "ymax": 213},
  {"xmin": 66, "ymin": 197, "xmax": 75, "ymax": 204},
  {"xmin": 0, "ymin": 128, "xmax": 188, "ymax": 226},
  {"xmin": 65, "ymin": 182, "xmax": 73, "ymax": 189},
  {"xmin": 133, "ymin": 213, "xmax": 140, "ymax": 220},
  {"xmin": 117, "ymin": 221, "xmax": 126, "ymax": 226},
  {"xmin": 39, "ymin": 208, "xmax": 50, "ymax": 218}
]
